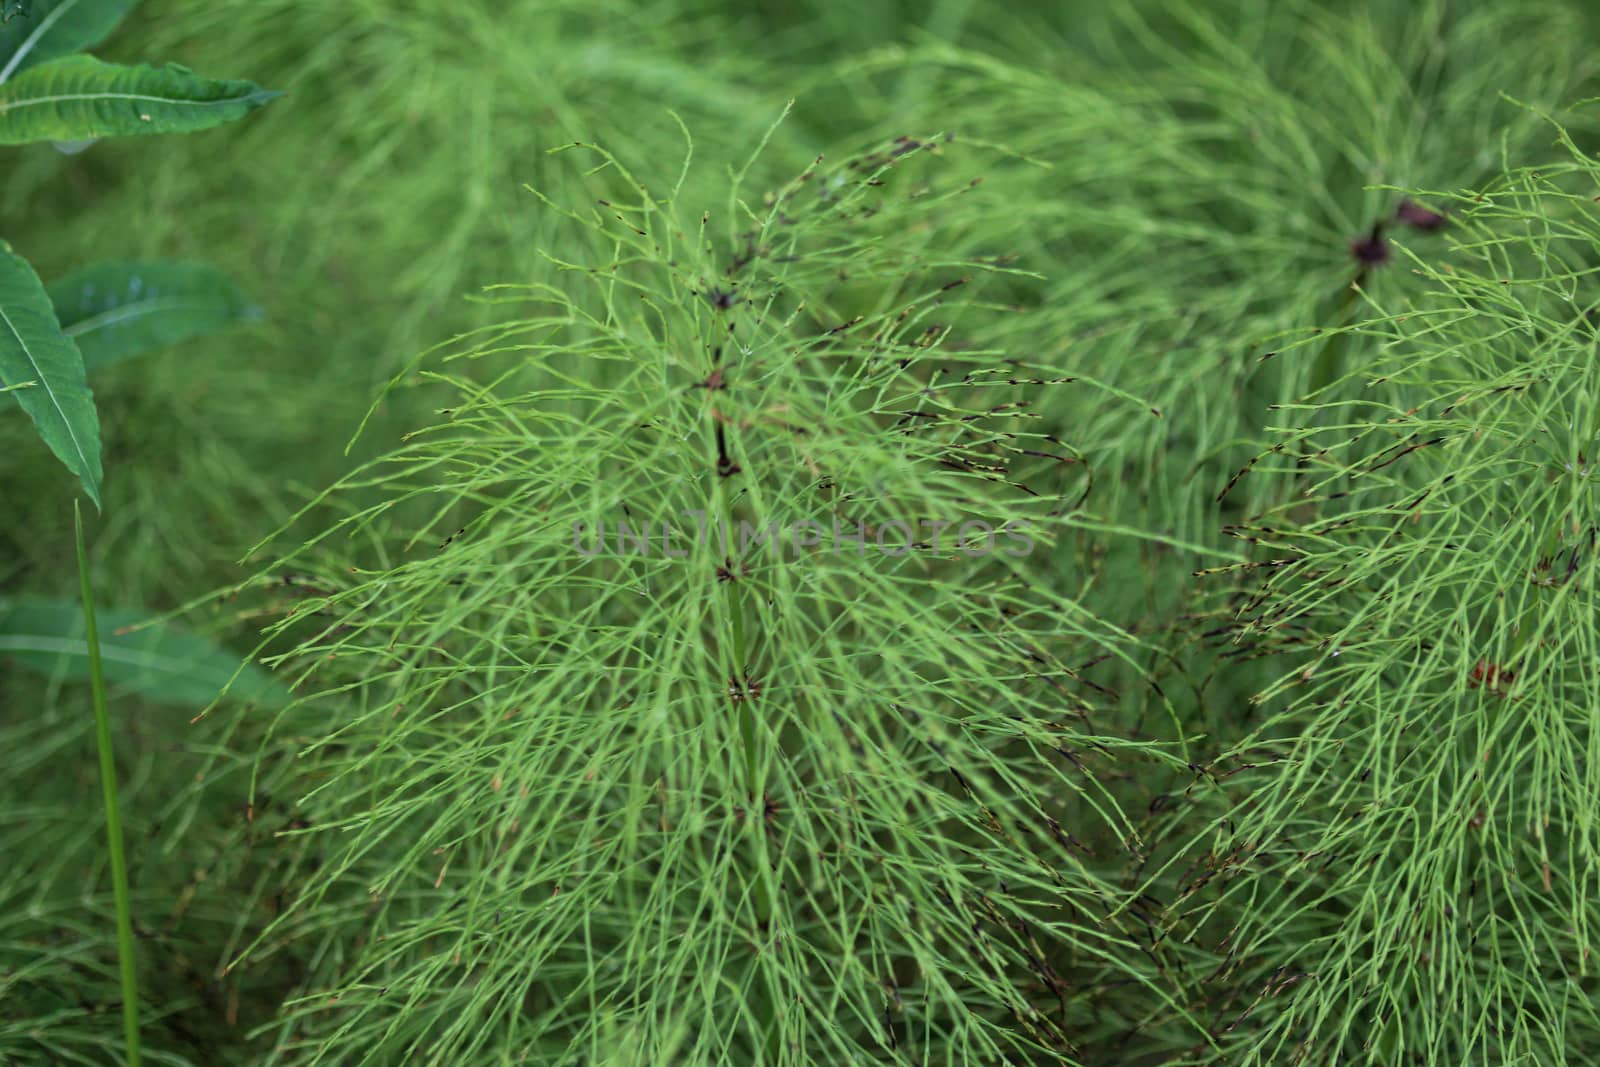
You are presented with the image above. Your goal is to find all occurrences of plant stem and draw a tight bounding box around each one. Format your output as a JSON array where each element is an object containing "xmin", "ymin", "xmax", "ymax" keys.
[
  {"xmin": 1308, "ymin": 263, "xmax": 1369, "ymax": 402},
  {"xmin": 75, "ymin": 500, "xmax": 142, "ymax": 1067},
  {"xmin": 705, "ymin": 398, "xmax": 781, "ymax": 1061},
  {"xmin": 709, "ymin": 418, "xmax": 758, "ymax": 797}
]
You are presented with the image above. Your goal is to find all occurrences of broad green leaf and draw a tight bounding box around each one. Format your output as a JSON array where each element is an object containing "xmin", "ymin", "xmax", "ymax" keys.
[
  {"xmin": 0, "ymin": 55, "xmax": 281, "ymax": 144},
  {"xmin": 50, "ymin": 261, "xmax": 263, "ymax": 370},
  {"xmin": 0, "ymin": 240, "xmax": 101, "ymax": 506},
  {"xmin": 0, "ymin": 0, "xmax": 134, "ymax": 83},
  {"xmin": 0, "ymin": 596, "xmax": 291, "ymax": 708}
]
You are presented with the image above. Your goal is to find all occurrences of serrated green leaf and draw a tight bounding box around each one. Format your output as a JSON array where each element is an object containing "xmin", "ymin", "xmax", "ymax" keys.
[
  {"xmin": 0, "ymin": 55, "xmax": 281, "ymax": 144},
  {"xmin": 0, "ymin": 0, "xmax": 134, "ymax": 82},
  {"xmin": 0, "ymin": 596, "xmax": 291, "ymax": 708},
  {"xmin": 50, "ymin": 261, "xmax": 264, "ymax": 370},
  {"xmin": 0, "ymin": 241, "xmax": 101, "ymax": 506}
]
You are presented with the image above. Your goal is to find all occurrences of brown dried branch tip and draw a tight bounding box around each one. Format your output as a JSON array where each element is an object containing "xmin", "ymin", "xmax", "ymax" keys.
[
  {"xmin": 727, "ymin": 673, "xmax": 763, "ymax": 702},
  {"xmin": 1467, "ymin": 658, "xmax": 1515, "ymax": 697},
  {"xmin": 702, "ymin": 286, "xmax": 739, "ymax": 310},
  {"xmin": 1349, "ymin": 223, "xmax": 1390, "ymax": 268},
  {"xmin": 1348, "ymin": 199, "xmax": 1448, "ymax": 269},
  {"xmin": 1395, "ymin": 198, "xmax": 1448, "ymax": 232}
]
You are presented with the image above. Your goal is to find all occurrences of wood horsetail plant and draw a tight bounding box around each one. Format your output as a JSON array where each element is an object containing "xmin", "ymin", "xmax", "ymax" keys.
[
  {"xmin": 1159, "ymin": 126, "xmax": 1600, "ymax": 1064},
  {"xmin": 215, "ymin": 126, "xmax": 1206, "ymax": 1064},
  {"xmin": 0, "ymin": 0, "xmax": 277, "ymax": 505},
  {"xmin": 12, "ymin": 1, "xmax": 1600, "ymax": 1063}
]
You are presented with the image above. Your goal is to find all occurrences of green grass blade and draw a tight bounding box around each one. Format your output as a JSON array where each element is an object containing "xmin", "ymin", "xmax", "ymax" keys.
[
  {"xmin": 49, "ymin": 261, "xmax": 264, "ymax": 371},
  {"xmin": 0, "ymin": 595, "xmax": 292, "ymax": 707},
  {"xmin": 73, "ymin": 499, "xmax": 141, "ymax": 1067},
  {"xmin": 0, "ymin": 54, "xmax": 280, "ymax": 143},
  {"xmin": 0, "ymin": 0, "xmax": 137, "ymax": 84},
  {"xmin": 0, "ymin": 240, "xmax": 101, "ymax": 507}
]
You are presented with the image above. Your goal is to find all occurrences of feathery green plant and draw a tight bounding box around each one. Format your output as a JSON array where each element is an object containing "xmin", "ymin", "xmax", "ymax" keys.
[
  {"xmin": 217, "ymin": 127, "xmax": 1203, "ymax": 1065},
  {"xmin": 1158, "ymin": 123, "xmax": 1600, "ymax": 1064},
  {"xmin": 7, "ymin": 0, "xmax": 1600, "ymax": 1063}
]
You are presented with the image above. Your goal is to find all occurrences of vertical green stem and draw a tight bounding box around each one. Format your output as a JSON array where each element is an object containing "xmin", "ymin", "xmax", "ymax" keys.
[
  {"xmin": 75, "ymin": 501, "xmax": 142, "ymax": 1067},
  {"xmin": 705, "ymin": 402, "xmax": 779, "ymax": 1060},
  {"xmin": 709, "ymin": 419, "xmax": 758, "ymax": 797},
  {"xmin": 1308, "ymin": 266, "xmax": 1367, "ymax": 401}
]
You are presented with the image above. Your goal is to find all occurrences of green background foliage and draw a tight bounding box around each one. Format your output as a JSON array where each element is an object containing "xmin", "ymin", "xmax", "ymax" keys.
[{"xmin": 3, "ymin": 0, "xmax": 1600, "ymax": 1063}]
